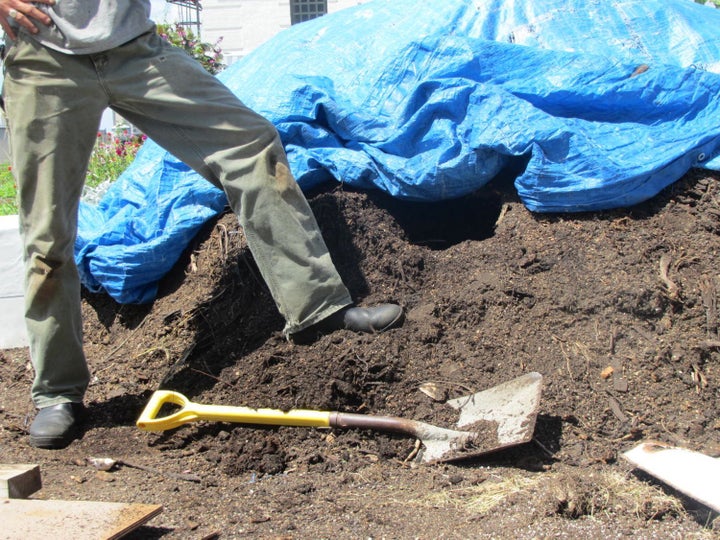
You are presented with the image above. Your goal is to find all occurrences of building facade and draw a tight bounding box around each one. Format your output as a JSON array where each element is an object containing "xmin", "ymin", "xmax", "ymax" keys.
[{"xmin": 193, "ymin": 0, "xmax": 367, "ymax": 64}]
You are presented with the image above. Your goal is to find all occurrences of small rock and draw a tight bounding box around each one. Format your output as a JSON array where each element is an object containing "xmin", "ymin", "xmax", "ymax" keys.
[
  {"xmin": 418, "ymin": 382, "xmax": 448, "ymax": 402},
  {"xmin": 613, "ymin": 377, "xmax": 629, "ymax": 392},
  {"xmin": 448, "ymin": 474, "xmax": 464, "ymax": 485},
  {"xmin": 95, "ymin": 471, "xmax": 115, "ymax": 482},
  {"xmin": 600, "ymin": 366, "xmax": 614, "ymax": 379},
  {"xmin": 295, "ymin": 482, "xmax": 315, "ymax": 495}
]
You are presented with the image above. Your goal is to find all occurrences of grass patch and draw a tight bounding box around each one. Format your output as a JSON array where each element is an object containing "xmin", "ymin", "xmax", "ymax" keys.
[
  {"xmin": 0, "ymin": 163, "xmax": 17, "ymax": 216},
  {"xmin": 423, "ymin": 468, "xmax": 688, "ymax": 522}
]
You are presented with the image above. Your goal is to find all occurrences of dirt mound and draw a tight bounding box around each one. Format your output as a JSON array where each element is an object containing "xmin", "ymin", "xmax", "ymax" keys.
[{"xmin": 1, "ymin": 170, "xmax": 719, "ymax": 538}]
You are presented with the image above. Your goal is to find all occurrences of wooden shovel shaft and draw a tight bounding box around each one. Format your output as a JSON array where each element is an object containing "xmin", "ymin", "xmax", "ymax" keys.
[{"xmin": 330, "ymin": 412, "xmax": 421, "ymax": 437}]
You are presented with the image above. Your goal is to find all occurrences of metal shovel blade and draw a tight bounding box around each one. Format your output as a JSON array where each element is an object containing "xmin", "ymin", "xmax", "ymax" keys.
[{"xmin": 416, "ymin": 372, "xmax": 544, "ymax": 464}]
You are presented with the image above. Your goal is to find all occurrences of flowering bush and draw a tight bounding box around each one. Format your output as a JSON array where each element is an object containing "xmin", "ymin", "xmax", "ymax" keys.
[
  {"xmin": 156, "ymin": 23, "xmax": 226, "ymax": 75},
  {"xmin": 86, "ymin": 131, "xmax": 147, "ymax": 189},
  {"xmin": 79, "ymin": 131, "xmax": 147, "ymax": 204}
]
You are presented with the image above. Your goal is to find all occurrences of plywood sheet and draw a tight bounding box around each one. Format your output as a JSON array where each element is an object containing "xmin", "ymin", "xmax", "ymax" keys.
[{"xmin": 0, "ymin": 498, "xmax": 162, "ymax": 539}]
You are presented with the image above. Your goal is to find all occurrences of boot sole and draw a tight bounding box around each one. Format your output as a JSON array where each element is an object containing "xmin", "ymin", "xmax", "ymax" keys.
[{"xmin": 29, "ymin": 430, "xmax": 75, "ymax": 449}]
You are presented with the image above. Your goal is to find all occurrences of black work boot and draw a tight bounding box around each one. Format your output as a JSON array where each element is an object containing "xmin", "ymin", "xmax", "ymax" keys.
[
  {"xmin": 291, "ymin": 303, "xmax": 404, "ymax": 343},
  {"xmin": 29, "ymin": 403, "xmax": 83, "ymax": 449},
  {"xmin": 328, "ymin": 304, "xmax": 404, "ymax": 333}
]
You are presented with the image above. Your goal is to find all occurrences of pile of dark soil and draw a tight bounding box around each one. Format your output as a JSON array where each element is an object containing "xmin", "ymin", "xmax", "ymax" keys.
[{"xmin": 1, "ymin": 169, "xmax": 719, "ymax": 538}]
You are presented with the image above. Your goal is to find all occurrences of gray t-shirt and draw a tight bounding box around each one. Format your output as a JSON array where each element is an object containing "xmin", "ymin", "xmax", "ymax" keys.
[{"xmin": 23, "ymin": 0, "xmax": 155, "ymax": 54}]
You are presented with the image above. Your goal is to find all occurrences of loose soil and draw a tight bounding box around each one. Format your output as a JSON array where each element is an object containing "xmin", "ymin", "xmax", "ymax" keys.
[{"xmin": 2, "ymin": 168, "xmax": 720, "ymax": 539}]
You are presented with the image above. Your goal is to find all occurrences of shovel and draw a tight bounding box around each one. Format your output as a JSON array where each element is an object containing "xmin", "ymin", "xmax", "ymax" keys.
[{"xmin": 137, "ymin": 372, "xmax": 543, "ymax": 464}]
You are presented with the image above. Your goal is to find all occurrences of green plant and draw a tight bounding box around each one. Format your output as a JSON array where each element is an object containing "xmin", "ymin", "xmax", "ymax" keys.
[
  {"xmin": 0, "ymin": 163, "xmax": 17, "ymax": 215},
  {"xmin": 156, "ymin": 23, "xmax": 226, "ymax": 75}
]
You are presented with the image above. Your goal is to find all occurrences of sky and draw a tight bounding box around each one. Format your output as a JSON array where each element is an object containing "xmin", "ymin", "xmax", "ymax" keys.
[{"xmin": 150, "ymin": 0, "xmax": 180, "ymax": 23}]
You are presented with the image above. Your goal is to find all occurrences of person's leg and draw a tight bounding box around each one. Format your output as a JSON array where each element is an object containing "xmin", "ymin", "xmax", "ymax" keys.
[
  {"xmin": 3, "ymin": 36, "xmax": 108, "ymax": 444},
  {"xmin": 102, "ymin": 32, "xmax": 361, "ymax": 334}
]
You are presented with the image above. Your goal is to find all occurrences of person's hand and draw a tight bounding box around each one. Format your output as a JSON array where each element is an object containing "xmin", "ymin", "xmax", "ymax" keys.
[{"xmin": 1, "ymin": 0, "xmax": 56, "ymax": 41}]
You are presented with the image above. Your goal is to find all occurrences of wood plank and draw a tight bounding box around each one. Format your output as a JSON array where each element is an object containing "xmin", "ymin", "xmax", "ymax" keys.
[
  {"xmin": 0, "ymin": 499, "xmax": 162, "ymax": 539},
  {"xmin": 0, "ymin": 464, "xmax": 42, "ymax": 499}
]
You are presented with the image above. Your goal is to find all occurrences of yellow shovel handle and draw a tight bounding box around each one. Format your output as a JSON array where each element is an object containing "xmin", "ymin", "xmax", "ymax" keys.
[{"xmin": 137, "ymin": 390, "xmax": 332, "ymax": 432}]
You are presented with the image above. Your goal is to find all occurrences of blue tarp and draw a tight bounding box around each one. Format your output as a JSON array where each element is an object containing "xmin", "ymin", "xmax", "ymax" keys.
[{"xmin": 76, "ymin": 0, "xmax": 720, "ymax": 303}]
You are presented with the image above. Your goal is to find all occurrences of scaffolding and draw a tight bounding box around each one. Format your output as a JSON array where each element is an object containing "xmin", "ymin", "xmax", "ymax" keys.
[{"xmin": 166, "ymin": 0, "xmax": 202, "ymax": 39}]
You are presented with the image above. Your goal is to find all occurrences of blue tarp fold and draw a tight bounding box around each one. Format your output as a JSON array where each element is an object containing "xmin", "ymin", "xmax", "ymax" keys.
[{"xmin": 76, "ymin": 0, "xmax": 720, "ymax": 303}]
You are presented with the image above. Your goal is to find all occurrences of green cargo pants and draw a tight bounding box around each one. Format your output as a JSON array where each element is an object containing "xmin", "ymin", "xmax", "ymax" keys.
[{"xmin": 2, "ymin": 31, "xmax": 352, "ymax": 408}]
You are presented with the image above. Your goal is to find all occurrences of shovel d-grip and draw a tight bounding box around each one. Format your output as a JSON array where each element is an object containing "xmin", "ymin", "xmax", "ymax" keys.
[{"xmin": 137, "ymin": 390, "xmax": 334, "ymax": 431}]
